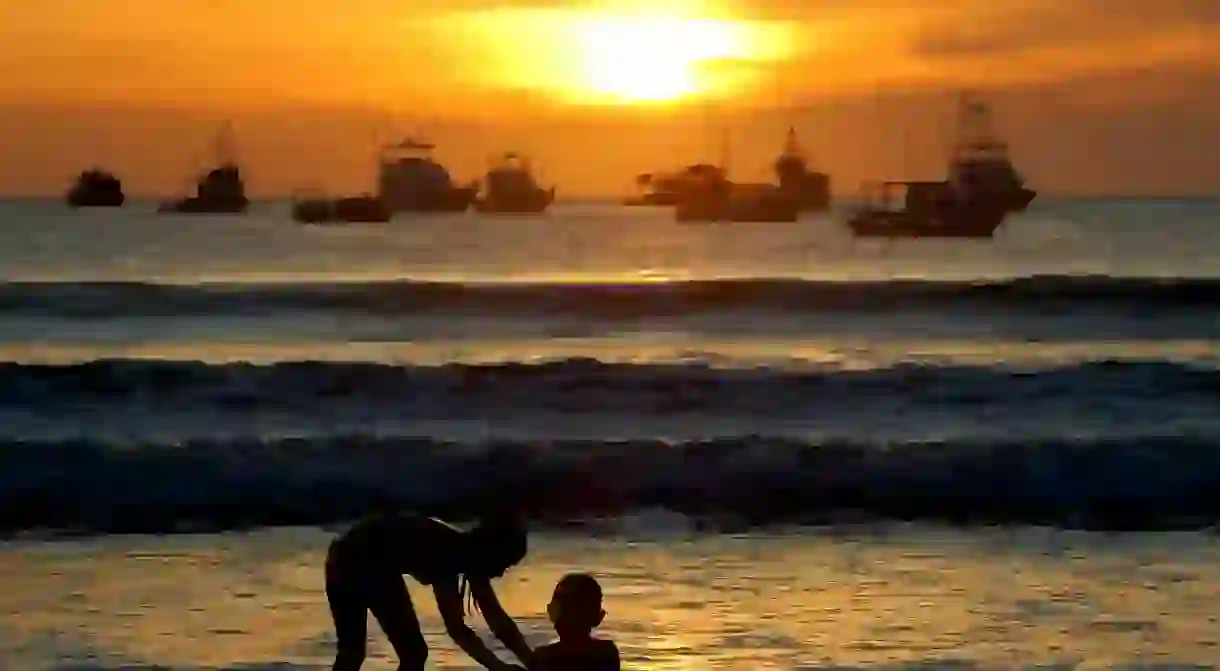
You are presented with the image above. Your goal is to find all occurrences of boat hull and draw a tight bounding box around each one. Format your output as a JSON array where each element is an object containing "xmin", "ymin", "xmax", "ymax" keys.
[
  {"xmin": 476, "ymin": 188, "xmax": 555, "ymax": 214},
  {"xmin": 292, "ymin": 196, "xmax": 391, "ymax": 224},
  {"xmin": 847, "ymin": 207, "xmax": 1008, "ymax": 238},
  {"xmin": 158, "ymin": 197, "xmax": 249, "ymax": 214},
  {"xmin": 675, "ymin": 194, "xmax": 799, "ymax": 223},
  {"xmin": 382, "ymin": 187, "xmax": 477, "ymax": 214},
  {"xmin": 67, "ymin": 192, "xmax": 124, "ymax": 208},
  {"xmin": 623, "ymin": 193, "xmax": 680, "ymax": 207}
]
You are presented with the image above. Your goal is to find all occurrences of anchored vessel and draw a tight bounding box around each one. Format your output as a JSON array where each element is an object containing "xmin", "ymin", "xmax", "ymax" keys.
[
  {"xmin": 159, "ymin": 124, "xmax": 249, "ymax": 214},
  {"xmin": 377, "ymin": 138, "xmax": 476, "ymax": 213},
  {"xmin": 847, "ymin": 94, "xmax": 1036, "ymax": 238},
  {"xmin": 672, "ymin": 130, "xmax": 802, "ymax": 223},
  {"xmin": 475, "ymin": 152, "xmax": 555, "ymax": 214},
  {"xmin": 66, "ymin": 168, "xmax": 124, "ymax": 208}
]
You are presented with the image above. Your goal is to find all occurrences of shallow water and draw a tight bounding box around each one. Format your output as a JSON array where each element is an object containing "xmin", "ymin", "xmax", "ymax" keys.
[{"xmin": 2, "ymin": 524, "xmax": 1220, "ymax": 669}]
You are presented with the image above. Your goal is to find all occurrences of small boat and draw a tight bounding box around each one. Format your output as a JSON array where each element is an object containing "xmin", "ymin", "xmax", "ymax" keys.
[
  {"xmin": 377, "ymin": 138, "xmax": 477, "ymax": 213},
  {"xmin": 159, "ymin": 124, "xmax": 249, "ymax": 215},
  {"xmin": 669, "ymin": 157, "xmax": 799, "ymax": 223},
  {"xmin": 66, "ymin": 168, "xmax": 124, "ymax": 208},
  {"xmin": 475, "ymin": 152, "xmax": 555, "ymax": 214},
  {"xmin": 292, "ymin": 194, "xmax": 391, "ymax": 224}
]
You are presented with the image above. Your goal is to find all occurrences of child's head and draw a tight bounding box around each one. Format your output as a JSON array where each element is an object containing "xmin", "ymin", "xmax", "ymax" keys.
[{"xmin": 547, "ymin": 573, "xmax": 605, "ymax": 637}]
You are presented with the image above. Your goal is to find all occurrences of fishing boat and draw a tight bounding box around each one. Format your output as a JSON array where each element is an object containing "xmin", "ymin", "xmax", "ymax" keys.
[
  {"xmin": 377, "ymin": 138, "xmax": 477, "ymax": 213},
  {"xmin": 66, "ymin": 168, "xmax": 124, "ymax": 208},
  {"xmin": 672, "ymin": 131, "xmax": 799, "ymax": 223},
  {"xmin": 847, "ymin": 94, "xmax": 1036, "ymax": 238},
  {"xmin": 159, "ymin": 123, "xmax": 249, "ymax": 214},
  {"xmin": 475, "ymin": 152, "xmax": 555, "ymax": 214}
]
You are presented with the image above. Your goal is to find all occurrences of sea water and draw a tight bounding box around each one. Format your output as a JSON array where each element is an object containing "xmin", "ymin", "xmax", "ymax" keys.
[{"xmin": 1, "ymin": 198, "xmax": 1219, "ymax": 668}]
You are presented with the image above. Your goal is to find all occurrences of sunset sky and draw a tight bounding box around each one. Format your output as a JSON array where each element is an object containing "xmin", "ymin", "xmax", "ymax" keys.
[{"xmin": 2, "ymin": 0, "xmax": 1219, "ymax": 197}]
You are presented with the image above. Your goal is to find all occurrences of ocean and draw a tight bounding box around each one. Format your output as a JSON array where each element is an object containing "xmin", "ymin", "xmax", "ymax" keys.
[{"xmin": 1, "ymin": 198, "xmax": 1219, "ymax": 668}]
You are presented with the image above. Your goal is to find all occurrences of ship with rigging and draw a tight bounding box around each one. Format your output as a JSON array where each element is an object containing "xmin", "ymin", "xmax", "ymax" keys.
[
  {"xmin": 847, "ymin": 93, "xmax": 1036, "ymax": 238},
  {"xmin": 159, "ymin": 123, "xmax": 249, "ymax": 215}
]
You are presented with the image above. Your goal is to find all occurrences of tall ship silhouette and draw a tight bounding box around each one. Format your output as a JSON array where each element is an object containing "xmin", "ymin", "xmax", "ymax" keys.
[
  {"xmin": 774, "ymin": 127, "xmax": 831, "ymax": 212},
  {"xmin": 377, "ymin": 138, "xmax": 477, "ymax": 213},
  {"xmin": 159, "ymin": 123, "xmax": 249, "ymax": 215},
  {"xmin": 475, "ymin": 152, "xmax": 555, "ymax": 214},
  {"xmin": 66, "ymin": 168, "xmax": 124, "ymax": 208},
  {"xmin": 847, "ymin": 93, "xmax": 1036, "ymax": 238}
]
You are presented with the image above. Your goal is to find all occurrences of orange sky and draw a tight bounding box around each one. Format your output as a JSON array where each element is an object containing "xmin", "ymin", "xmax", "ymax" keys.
[{"xmin": 2, "ymin": 0, "xmax": 1220, "ymax": 197}]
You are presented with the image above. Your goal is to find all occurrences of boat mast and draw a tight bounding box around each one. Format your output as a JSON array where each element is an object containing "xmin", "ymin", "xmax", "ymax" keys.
[
  {"xmin": 954, "ymin": 91, "xmax": 1007, "ymax": 156},
  {"xmin": 215, "ymin": 120, "xmax": 237, "ymax": 167}
]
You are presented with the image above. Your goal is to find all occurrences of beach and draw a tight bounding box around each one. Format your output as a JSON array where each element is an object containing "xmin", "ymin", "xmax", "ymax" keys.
[{"xmin": 4, "ymin": 524, "xmax": 1220, "ymax": 669}]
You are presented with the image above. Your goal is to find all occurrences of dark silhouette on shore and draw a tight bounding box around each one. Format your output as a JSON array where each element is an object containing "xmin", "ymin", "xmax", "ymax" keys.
[
  {"xmin": 533, "ymin": 573, "xmax": 620, "ymax": 671},
  {"xmin": 325, "ymin": 513, "xmax": 532, "ymax": 671}
]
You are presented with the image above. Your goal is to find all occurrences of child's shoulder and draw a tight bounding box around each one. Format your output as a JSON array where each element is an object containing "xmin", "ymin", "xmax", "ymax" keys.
[{"xmin": 534, "ymin": 638, "xmax": 619, "ymax": 670}]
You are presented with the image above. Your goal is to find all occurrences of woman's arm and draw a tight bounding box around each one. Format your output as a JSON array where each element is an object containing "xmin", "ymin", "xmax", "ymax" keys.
[
  {"xmin": 468, "ymin": 577, "xmax": 535, "ymax": 668},
  {"xmin": 433, "ymin": 581, "xmax": 512, "ymax": 671}
]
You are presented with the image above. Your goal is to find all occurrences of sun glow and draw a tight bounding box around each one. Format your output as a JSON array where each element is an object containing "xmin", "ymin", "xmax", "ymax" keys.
[
  {"xmin": 571, "ymin": 15, "xmax": 744, "ymax": 103},
  {"xmin": 447, "ymin": 3, "xmax": 791, "ymax": 107}
]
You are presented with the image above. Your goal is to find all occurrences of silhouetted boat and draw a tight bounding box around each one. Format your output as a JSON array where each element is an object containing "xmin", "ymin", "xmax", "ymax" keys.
[
  {"xmin": 623, "ymin": 167, "xmax": 711, "ymax": 206},
  {"xmin": 847, "ymin": 94, "xmax": 1036, "ymax": 238},
  {"xmin": 66, "ymin": 168, "xmax": 124, "ymax": 208},
  {"xmin": 775, "ymin": 127, "xmax": 831, "ymax": 212},
  {"xmin": 671, "ymin": 132, "xmax": 799, "ymax": 223},
  {"xmin": 159, "ymin": 124, "xmax": 249, "ymax": 214},
  {"xmin": 475, "ymin": 152, "xmax": 555, "ymax": 214},
  {"xmin": 292, "ymin": 194, "xmax": 391, "ymax": 224},
  {"xmin": 377, "ymin": 138, "xmax": 477, "ymax": 213}
]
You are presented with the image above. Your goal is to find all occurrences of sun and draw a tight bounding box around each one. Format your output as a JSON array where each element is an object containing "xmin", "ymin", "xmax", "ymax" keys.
[
  {"xmin": 570, "ymin": 15, "xmax": 745, "ymax": 104},
  {"xmin": 570, "ymin": 15, "xmax": 743, "ymax": 104},
  {"xmin": 442, "ymin": 4, "xmax": 790, "ymax": 107}
]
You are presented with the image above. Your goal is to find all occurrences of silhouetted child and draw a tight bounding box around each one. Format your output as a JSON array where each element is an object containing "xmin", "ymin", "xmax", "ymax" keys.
[
  {"xmin": 532, "ymin": 573, "xmax": 620, "ymax": 671},
  {"xmin": 325, "ymin": 513, "xmax": 532, "ymax": 671}
]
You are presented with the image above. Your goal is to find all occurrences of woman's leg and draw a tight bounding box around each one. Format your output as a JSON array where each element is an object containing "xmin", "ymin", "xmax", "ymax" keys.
[
  {"xmin": 368, "ymin": 575, "xmax": 429, "ymax": 671},
  {"xmin": 326, "ymin": 558, "xmax": 369, "ymax": 671}
]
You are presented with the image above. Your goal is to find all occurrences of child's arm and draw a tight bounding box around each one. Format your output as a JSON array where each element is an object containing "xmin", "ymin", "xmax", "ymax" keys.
[{"xmin": 433, "ymin": 581, "xmax": 516, "ymax": 671}]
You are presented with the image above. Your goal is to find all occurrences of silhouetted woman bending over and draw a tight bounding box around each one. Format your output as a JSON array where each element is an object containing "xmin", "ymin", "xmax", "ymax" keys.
[{"xmin": 325, "ymin": 513, "xmax": 534, "ymax": 671}]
